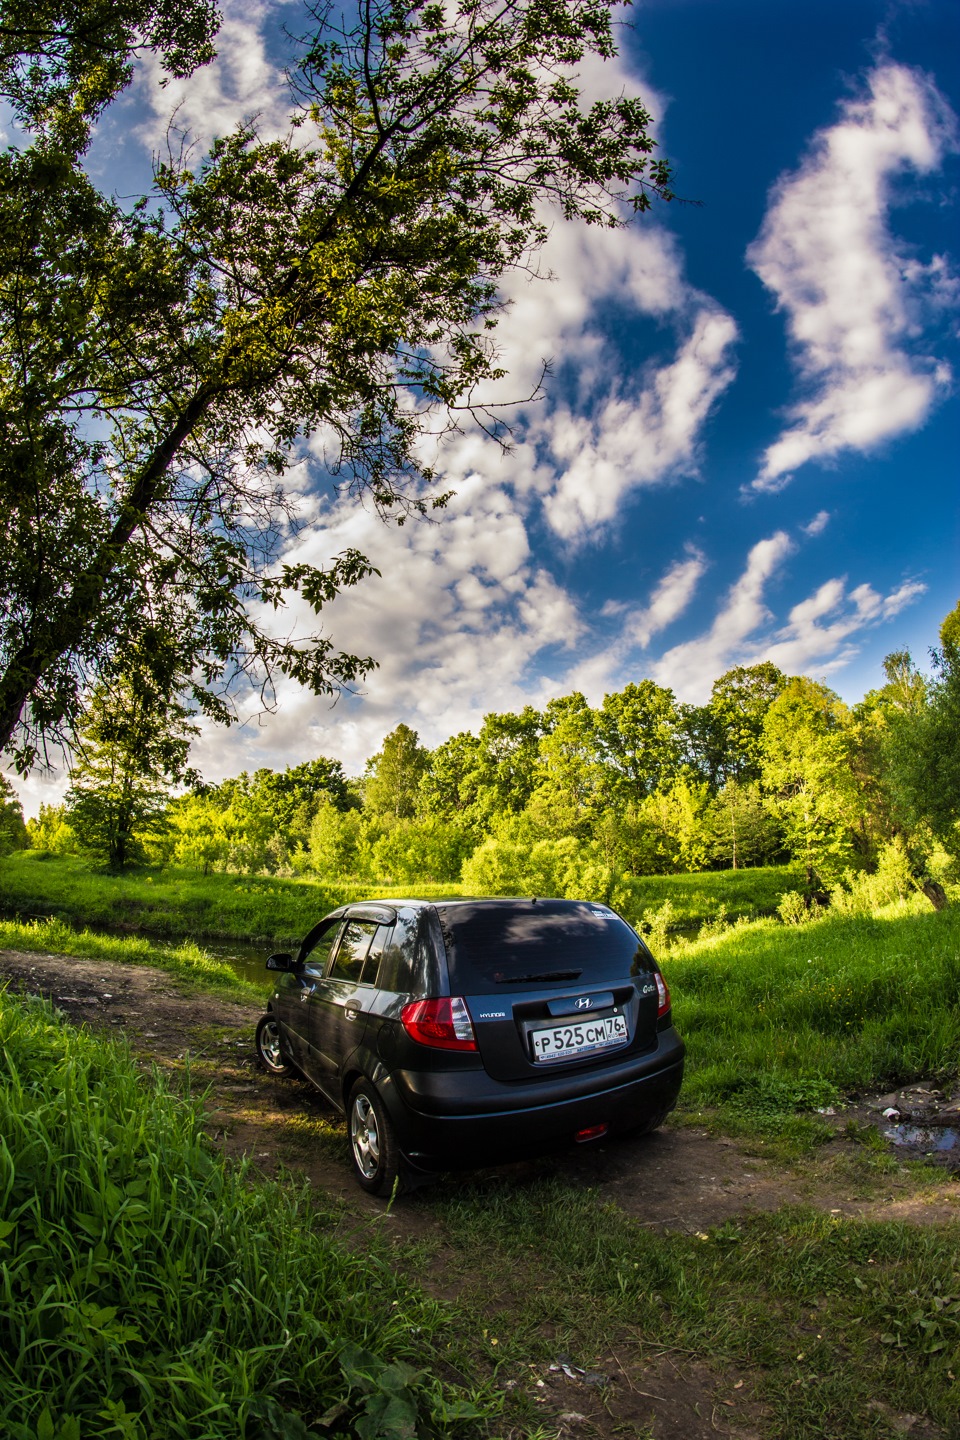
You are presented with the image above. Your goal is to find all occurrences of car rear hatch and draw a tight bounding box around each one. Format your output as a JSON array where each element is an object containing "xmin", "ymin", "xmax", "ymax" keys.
[{"xmin": 433, "ymin": 899, "xmax": 663, "ymax": 1082}]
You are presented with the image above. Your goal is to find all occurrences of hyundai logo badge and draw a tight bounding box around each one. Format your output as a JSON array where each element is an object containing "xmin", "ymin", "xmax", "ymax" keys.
[{"xmin": 575, "ymin": 996, "xmax": 592, "ymax": 1011}]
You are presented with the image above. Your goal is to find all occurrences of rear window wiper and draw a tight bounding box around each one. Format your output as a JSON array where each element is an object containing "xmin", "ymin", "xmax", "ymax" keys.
[{"xmin": 494, "ymin": 969, "xmax": 583, "ymax": 983}]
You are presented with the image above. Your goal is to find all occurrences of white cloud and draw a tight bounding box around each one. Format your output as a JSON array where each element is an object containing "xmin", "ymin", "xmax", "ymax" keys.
[
  {"xmin": 626, "ymin": 546, "xmax": 707, "ymax": 648},
  {"xmin": 653, "ymin": 533, "xmax": 795, "ymax": 700},
  {"xmin": 801, "ymin": 510, "xmax": 831, "ymax": 537},
  {"xmin": 650, "ymin": 533, "xmax": 927, "ymax": 702},
  {"xmin": 133, "ymin": 0, "xmax": 294, "ymax": 154},
  {"xmin": 747, "ymin": 63, "xmax": 958, "ymax": 492},
  {"xmin": 187, "ymin": 475, "xmax": 587, "ymax": 780}
]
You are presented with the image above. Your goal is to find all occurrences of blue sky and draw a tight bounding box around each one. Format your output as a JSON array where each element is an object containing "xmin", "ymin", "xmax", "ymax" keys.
[{"xmin": 13, "ymin": 0, "xmax": 960, "ymax": 808}]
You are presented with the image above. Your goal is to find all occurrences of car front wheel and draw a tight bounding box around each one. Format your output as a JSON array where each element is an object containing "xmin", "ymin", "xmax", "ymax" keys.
[
  {"xmin": 255, "ymin": 1013, "xmax": 297, "ymax": 1077},
  {"xmin": 348, "ymin": 1079, "xmax": 403, "ymax": 1197}
]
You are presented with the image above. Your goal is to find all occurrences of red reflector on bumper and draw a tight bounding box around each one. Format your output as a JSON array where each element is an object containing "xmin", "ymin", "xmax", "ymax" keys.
[{"xmin": 575, "ymin": 1123, "xmax": 608, "ymax": 1143}]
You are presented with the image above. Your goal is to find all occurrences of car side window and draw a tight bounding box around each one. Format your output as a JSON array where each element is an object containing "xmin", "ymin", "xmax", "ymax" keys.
[
  {"xmin": 299, "ymin": 919, "xmax": 342, "ymax": 975},
  {"xmin": 362, "ymin": 923, "xmax": 392, "ymax": 987},
  {"xmin": 330, "ymin": 920, "xmax": 377, "ymax": 983}
]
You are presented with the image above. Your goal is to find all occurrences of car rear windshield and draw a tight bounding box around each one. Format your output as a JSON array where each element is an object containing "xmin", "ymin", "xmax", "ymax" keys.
[{"xmin": 435, "ymin": 900, "xmax": 652, "ymax": 992}]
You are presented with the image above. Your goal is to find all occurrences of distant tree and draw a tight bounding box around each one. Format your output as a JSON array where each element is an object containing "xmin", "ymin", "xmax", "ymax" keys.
[
  {"xmin": 528, "ymin": 694, "xmax": 606, "ymax": 840},
  {"xmin": 417, "ymin": 731, "xmax": 485, "ymax": 823},
  {"xmin": 694, "ymin": 663, "xmax": 788, "ymax": 787},
  {"xmin": 473, "ymin": 707, "xmax": 545, "ymax": 820},
  {"xmin": 761, "ymin": 677, "xmax": 863, "ymax": 892},
  {"xmin": 25, "ymin": 801, "xmax": 76, "ymax": 854},
  {"xmin": 905, "ymin": 603, "xmax": 960, "ymax": 850},
  {"xmin": 597, "ymin": 681, "xmax": 683, "ymax": 804},
  {"xmin": 705, "ymin": 779, "xmax": 782, "ymax": 870},
  {"xmin": 64, "ymin": 675, "xmax": 198, "ymax": 866},
  {"xmin": 364, "ymin": 724, "xmax": 429, "ymax": 820},
  {"xmin": 0, "ymin": 772, "xmax": 26, "ymax": 853},
  {"xmin": 308, "ymin": 795, "xmax": 364, "ymax": 878}
]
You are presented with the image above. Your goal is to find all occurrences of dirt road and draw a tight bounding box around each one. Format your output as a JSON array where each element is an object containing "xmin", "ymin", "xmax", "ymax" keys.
[{"xmin": 3, "ymin": 948, "xmax": 957, "ymax": 1440}]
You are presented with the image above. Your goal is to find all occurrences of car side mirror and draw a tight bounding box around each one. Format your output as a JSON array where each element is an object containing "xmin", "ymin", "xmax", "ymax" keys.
[{"xmin": 266, "ymin": 952, "xmax": 296, "ymax": 972}]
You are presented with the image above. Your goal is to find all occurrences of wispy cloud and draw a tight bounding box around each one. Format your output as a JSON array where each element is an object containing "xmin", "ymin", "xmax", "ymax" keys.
[
  {"xmin": 651, "ymin": 533, "xmax": 926, "ymax": 701},
  {"xmin": 653, "ymin": 533, "xmax": 795, "ymax": 699},
  {"xmin": 801, "ymin": 510, "xmax": 831, "ymax": 537},
  {"xmin": 747, "ymin": 63, "xmax": 958, "ymax": 492},
  {"xmin": 626, "ymin": 546, "xmax": 707, "ymax": 648}
]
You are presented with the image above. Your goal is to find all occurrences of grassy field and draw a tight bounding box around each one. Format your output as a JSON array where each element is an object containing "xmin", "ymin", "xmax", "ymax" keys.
[
  {"xmin": 0, "ymin": 990, "xmax": 496, "ymax": 1440},
  {"xmin": 3, "ymin": 983, "xmax": 957, "ymax": 1440},
  {"xmin": 2, "ymin": 875, "xmax": 958, "ymax": 1438},
  {"xmin": 0, "ymin": 852, "xmax": 801, "ymax": 946},
  {"xmin": 662, "ymin": 897, "xmax": 960, "ymax": 1141},
  {"xmin": 427, "ymin": 1173, "xmax": 960, "ymax": 1440}
]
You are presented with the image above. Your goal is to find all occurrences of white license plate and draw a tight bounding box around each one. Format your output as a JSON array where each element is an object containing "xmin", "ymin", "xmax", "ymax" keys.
[{"xmin": 530, "ymin": 1013, "xmax": 628, "ymax": 1063}]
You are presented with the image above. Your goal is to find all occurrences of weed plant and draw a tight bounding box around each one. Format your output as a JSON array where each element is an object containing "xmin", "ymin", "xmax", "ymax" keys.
[{"xmin": 0, "ymin": 992, "xmax": 493, "ymax": 1439}]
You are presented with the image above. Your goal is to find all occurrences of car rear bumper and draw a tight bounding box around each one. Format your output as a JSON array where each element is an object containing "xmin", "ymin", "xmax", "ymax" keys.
[{"xmin": 385, "ymin": 1030, "xmax": 685, "ymax": 1168}]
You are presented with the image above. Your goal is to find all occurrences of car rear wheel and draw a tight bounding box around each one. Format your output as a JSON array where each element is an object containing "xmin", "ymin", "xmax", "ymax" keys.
[
  {"xmin": 255, "ymin": 1013, "xmax": 297, "ymax": 1077},
  {"xmin": 348, "ymin": 1079, "xmax": 403, "ymax": 1197}
]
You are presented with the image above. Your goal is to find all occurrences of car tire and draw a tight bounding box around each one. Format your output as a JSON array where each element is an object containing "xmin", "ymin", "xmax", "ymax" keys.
[
  {"xmin": 348, "ymin": 1079, "xmax": 404, "ymax": 1197},
  {"xmin": 255, "ymin": 1013, "xmax": 297, "ymax": 1077}
]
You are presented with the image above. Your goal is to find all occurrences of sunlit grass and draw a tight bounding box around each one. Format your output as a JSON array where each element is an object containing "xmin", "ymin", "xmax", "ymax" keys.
[
  {"xmin": 665, "ymin": 900, "xmax": 960, "ymax": 1125},
  {"xmin": 0, "ymin": 915, "xmax": 264, "ymax": 1000},
  {"xmin": 0, "ymin": 991, "xmax": 496, "ymax": 1439}
]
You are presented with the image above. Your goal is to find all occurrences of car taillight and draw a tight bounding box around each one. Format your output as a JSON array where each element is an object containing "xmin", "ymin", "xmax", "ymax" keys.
[
  {"xmin": 401, "ymin": 996, "xmax": 478, "ymax": 1051},
  {"xmin": 654, "ymin": 971, "xmax": 671, "ymax": 1017}
]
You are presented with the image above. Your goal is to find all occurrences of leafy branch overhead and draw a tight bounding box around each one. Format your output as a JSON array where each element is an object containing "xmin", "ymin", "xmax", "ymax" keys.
[{"xmin": 0, "ymin": 0, "xmax": 673, "ymax": 768}]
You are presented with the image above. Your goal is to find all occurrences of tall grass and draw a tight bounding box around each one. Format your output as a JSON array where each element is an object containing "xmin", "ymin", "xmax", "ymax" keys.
[
  {"xmin": 0, "ymin": 991, "xmax": 492, "ymax": 1439},
  {"xmin": 666, "ymin": 899, "xmax": 960, "ymax": 1113}
]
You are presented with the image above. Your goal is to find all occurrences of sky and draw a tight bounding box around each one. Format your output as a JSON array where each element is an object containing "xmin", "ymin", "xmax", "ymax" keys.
[{"xmin": 13, "ymin": 0, "xmax": 960, "ymax": 812}]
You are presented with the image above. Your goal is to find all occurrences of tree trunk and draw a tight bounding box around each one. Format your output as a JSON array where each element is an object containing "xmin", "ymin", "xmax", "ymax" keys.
[{"xmin": 921, "ymin": 880, "xmax": 948, "ymax": 911}]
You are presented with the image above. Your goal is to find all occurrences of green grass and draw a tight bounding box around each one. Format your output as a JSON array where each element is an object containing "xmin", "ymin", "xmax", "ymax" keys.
[
  {"xmin": 618, "ymin": 863, "xmax": 805, "ymax": 929},
  {"xmin": 0, "ymin": 852, "xmax": 468, "ymax": 947},
  {"xmin": 0, "ymin": 915, "xmax": 265, "ymax": 1001},
  {"xmin": 0, "ymin": 852, "xmax": 800, "ymax": 947},
  {"xmin": 666, "ymin": 899, "xmax": 960, "ymax": 1135},
  {"xmin": 426, "ymin": 1174, "xmax": 960, "ymax": 1440},
  {"xmin": 0, "ymin": 990, "xmax": 496, "ymax": 1439}
]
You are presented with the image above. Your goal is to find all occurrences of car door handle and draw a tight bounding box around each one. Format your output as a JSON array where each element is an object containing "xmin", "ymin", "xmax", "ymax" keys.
[{"xmin": 344, "ymin": 1004, "xmax": 362, "ymax": 1021}]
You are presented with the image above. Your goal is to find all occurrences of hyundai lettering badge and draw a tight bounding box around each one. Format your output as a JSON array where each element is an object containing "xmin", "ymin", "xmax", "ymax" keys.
[{"xmin": 574, "ymin": 996, "xmax": 593, "ymax": 1011}]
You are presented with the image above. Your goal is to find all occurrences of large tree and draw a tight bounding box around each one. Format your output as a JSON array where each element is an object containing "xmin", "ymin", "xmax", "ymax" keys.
[{"xmin": 0, "ymin": 0, "xmax": 672, "ymax": 769}]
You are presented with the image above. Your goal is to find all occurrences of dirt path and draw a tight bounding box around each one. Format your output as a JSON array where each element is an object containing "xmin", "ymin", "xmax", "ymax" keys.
[{"xmin": 3, "ymin": 948, "xmax": 958, "ymax": 1440}]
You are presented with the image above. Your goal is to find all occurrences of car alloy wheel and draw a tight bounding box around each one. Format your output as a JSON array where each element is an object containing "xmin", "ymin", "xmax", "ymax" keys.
[
  {"xmin": 255, "ymin": 1013, "xmax": 296, "ymax": 1077},
  {"xmin": 348, "ymin": 1079, "xmax": 402, "ymax": 1196}
]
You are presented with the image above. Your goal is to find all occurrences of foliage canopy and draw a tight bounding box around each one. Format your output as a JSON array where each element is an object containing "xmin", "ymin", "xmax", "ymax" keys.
[{"xmin": 0, "ymin": 0, "xmax": 672, "ymax": 769}]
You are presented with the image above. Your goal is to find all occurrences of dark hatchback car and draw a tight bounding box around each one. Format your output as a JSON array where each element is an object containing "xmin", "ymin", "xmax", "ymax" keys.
[{"xmin": 256, "ymin": 897, "xmax": 684, "ymax": 1195}]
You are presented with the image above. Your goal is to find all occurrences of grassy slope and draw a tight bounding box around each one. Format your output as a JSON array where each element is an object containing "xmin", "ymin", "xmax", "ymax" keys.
[
  {"xmin": 0, "ymin": 852, "xmax": 801, "ymax": 945},
  {"xmin": 666, "ymin": 897, "xmax": 960, "ymax": 1133}
]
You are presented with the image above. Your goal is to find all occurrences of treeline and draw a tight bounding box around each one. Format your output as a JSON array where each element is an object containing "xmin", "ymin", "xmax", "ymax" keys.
[{"xmin": 11, "ymin": 602, "xmax": 960, "ymax": 900}]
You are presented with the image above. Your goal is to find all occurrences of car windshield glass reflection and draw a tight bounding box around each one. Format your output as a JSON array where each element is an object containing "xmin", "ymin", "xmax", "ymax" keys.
[
  {"xmin": 299, "ymin": 920, "xmax": 342, "ymax": 972},
  {"xmin": 331, "ymin": 921, "xmax": 377, "ymax": 982}
]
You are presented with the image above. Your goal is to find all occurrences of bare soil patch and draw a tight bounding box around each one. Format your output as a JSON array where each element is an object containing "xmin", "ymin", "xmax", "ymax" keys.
[{"xmin": 3, "ymin": 948, "xmax": 957, "ymax": 1440}]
